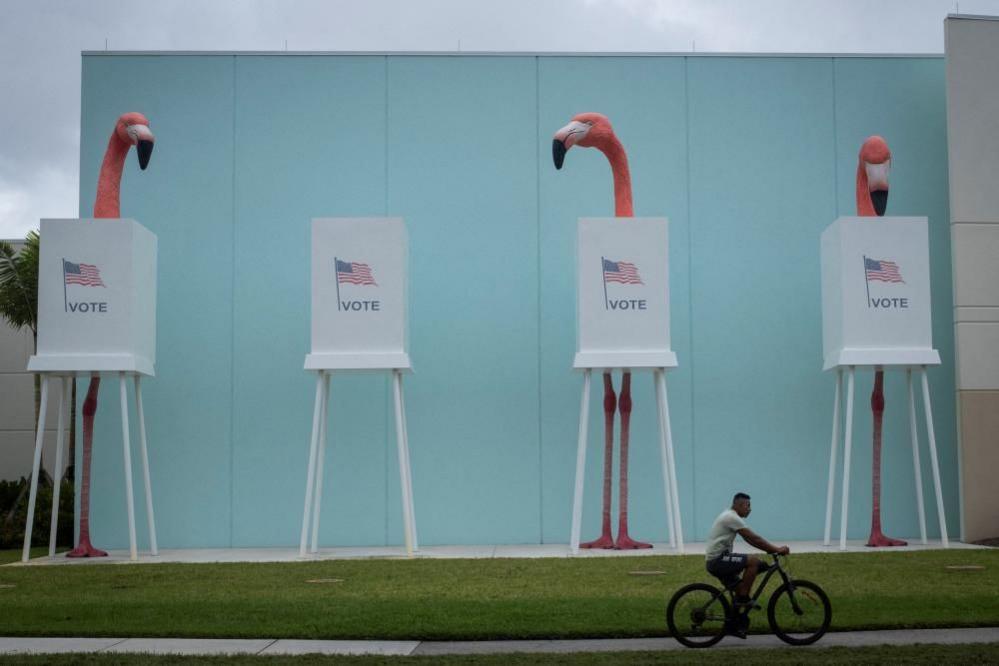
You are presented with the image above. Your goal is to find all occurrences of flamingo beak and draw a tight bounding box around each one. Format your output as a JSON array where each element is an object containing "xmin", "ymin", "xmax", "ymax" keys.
[
  {"xmin": 553, "ymin": 139, "xmax": 567, "ymax": 170},
  {"xmin": 128, "ymin": 124, "xmax": 155, "ymax": 170},
  {"xmin": 552, "ymin": 120, "xmax": 590, "ymax": 170},
  {"xmin": 865, "ymin": 161, "xmax": 890, "ymax": 216},
  {"xmin": 870, "ymin": 189, "xmax": 888, "ymax": 216}
]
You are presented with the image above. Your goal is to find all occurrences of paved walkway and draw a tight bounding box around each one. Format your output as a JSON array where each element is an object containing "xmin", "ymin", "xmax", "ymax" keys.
[
  {"xmin": 1, "ymin": 627, "xmax": 998, "ymax": 656},
  {"xmin": 10, "ymin": 539, "xmax": 979, "ymax": 567}
]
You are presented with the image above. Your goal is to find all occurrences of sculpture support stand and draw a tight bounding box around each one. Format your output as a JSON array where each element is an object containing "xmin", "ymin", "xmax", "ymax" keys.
[
  {"xmin": 570, "ymin": 367, "xmax": 683, "ymax": 554},
  {"xmin": 299, "ymin": 369, "xmax": 417, "ymax": 558},
  {"xmin": 823, "ymin": 365, "xmax": 948, "ymax": 550},
  {"xmin": 22, "ymin": 371, "xmax": 157, "ymax": 562}
]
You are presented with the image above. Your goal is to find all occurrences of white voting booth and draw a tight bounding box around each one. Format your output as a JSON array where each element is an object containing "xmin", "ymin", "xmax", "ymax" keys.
[
  {"xmin": 820, "ymin": 216, "xmax": 947, "ymax": 550},
  {"xmin": 300, "ymin": 217, "xmax": 417, "ymax": 557},
  {"xmin": 570, "ymin": 217, "xmax": 683, "ymax": 553},
  {"xmin": 24, "ymin": 218, "xmax": 158, "ymax": 562}
]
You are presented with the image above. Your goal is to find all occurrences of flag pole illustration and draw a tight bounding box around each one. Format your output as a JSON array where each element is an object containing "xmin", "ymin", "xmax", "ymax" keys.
[
  {"xmin": 601, "ymin": 256, "xmax": 609, "ymax": 310},
  {"xmin": 863, "ymin": 254, "xmax": 872, "ymax": 308},
  {"xmin": 62, "ymin": 258, "xmax": 68, "ymax": 312},
  {"xmin": 334, "ymin": 256, "xmax": 342, "ymax": 311}
]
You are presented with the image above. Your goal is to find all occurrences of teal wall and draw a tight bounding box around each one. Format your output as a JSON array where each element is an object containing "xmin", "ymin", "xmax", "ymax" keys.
[{"xmin": 78, "ymin": 53, "xmax": 956, "ymax": 548}]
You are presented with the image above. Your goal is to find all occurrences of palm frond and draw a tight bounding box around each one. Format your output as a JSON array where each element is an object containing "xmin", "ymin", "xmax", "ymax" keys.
[{"xmin": 0, "ymin": 232, "xmax": 39, "ymax": 334}]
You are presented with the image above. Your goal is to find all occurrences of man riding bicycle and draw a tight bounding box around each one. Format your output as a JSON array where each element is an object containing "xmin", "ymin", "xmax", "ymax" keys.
[{"xmin": 705, "ymin": 493, "xmax": 790, "ymax": 609}]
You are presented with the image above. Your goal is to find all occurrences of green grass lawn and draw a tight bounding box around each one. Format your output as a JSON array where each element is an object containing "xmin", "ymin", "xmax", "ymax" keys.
[
  {"xmin": 0, "ymin": 548, "xmax": 65, "ymax": 565},
  {"xmin": 0, "ymin": 550, "xmax": 997, "ymax": 640},
  {"xmin": 3, "ymin": 645, "xmax": 999, "ymax": 665}
]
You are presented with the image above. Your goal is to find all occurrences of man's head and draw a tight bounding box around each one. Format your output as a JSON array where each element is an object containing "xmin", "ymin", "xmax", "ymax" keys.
[{"xmin": 732, "ymin": 492, "xmax": 751, "ymax": 518}]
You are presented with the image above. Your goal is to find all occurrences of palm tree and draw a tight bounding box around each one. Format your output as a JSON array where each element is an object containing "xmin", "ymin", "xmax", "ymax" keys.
[
  {"xmin": 1, "ymin": 232, "xmax": 40, "ymax": 413},
  {"xmin": 0, "ymin": 231, "xmax": 73, "ymax": 526}
]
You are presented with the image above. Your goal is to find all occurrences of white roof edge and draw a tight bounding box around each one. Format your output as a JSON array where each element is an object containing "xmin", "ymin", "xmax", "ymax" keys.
[
  {"xmin": 80, "ymin": 50, "xmax": 944, "ymax": 58},
  {"xmin": 946, "ymin": 13, "xmax": 999, "ymax": 21}
]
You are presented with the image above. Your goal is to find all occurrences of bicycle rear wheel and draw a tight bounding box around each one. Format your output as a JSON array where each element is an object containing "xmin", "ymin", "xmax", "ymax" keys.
[
  {"xmin": 666, "ymin": 582, "xmax": 730, "ymax": 648},
  {"xmin": 767, "ymin": 579, "xmax": 831, "ymax": 645}
]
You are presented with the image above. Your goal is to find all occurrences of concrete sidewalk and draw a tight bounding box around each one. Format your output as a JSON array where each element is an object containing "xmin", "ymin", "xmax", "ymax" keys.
[
  {"xmin": 2, "ymin": 627, "xmax": 998, "ymax": 656},
  {"xmin": 10, "ymin": 538, "xmax": 978, "ymax": 567}
]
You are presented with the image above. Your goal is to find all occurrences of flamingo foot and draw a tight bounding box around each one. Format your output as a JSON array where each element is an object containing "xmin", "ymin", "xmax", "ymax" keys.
[
  {"xmin": 615, "ymin": 534, "xmax": 653, "ymax": 550},
  {"xmin": 580, "ymin": 534, "xmax": 616, "ymax": 549},
  {"xmin": 866, "ymin": 531, "xmax": 907, "ymax": 548},
  {"xmin": 66, "ymin": 539, "xmax": 108, "ymax": 558}
]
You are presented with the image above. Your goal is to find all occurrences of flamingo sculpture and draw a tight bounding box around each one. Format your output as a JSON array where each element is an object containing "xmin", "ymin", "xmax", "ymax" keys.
[
  {"xmin": 552, "ymin": 112, "xmax": 650, "ymax": 549},
  {"xmin": 856, "ymin": 135, "xmax": 906, "ymax": 548},
  {"xmin": 67, "ymin": 112, "xmax": 154, "ymax": 557}
]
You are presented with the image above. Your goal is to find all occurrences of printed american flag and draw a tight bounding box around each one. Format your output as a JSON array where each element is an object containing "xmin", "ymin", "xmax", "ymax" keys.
[
  {"xmin": 865, "ymin": 257, "xmax": 904, "ymax": 283},
  {"xmin": 63, "ymin": 260, "xmax": 105, "ymax": 287},
  {"xmin": 603, "ymin": 258, "xmax": 643, "ymax": 285},
  {"xmin": 336, "ymin": 259, "xmax": 377, "ymax": 286}
]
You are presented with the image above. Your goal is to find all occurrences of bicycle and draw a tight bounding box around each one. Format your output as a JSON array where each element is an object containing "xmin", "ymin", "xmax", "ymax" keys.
[{"xmin": 666, "ymin": 553, "xmax": 831, "ymax": 647}]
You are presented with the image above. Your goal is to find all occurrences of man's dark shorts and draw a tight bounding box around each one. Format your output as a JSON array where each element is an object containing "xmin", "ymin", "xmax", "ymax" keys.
[{"xmin": 706, "ymin": 551, "xmax": 748, "ymax": 587}]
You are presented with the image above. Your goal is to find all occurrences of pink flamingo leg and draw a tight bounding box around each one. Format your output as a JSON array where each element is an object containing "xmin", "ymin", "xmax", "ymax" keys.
[
  {"xmin": 580, "ymin": 373, "xmax": 616, "ymax": 549},
  {"xmin": 555, "ymin": 113, "xmax": 653, "ymax": 549},
  {"xmin": 67, "ymin": 378, "xmax": 108, "ymax": 557},
  {"xmin": 856, "ymin": 137, "xmax": 904, "ymax": 548},
  {"xmin": 867, "ymin": 370, "xmax": 906, "ymax": 547},
  {"xmin": 616, "ymin": 372, "xmax": 652, "ymax": 549},
  {"xmin": 67, "ymin": 112, "xmax": 153, "ymax": 558}
]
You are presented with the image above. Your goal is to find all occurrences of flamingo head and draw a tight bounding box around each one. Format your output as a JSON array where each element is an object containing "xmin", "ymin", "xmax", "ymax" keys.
[
  {"xmin": 114, "ymin": 112, "xmax": 155, "ymax": 170},
  {"xmin": 859, "ymin": 135, "xmax": 890, "ymax": 216},
  {"xmin": 552, "ymin": 112, "xmax": 615, "ymax": 170}
]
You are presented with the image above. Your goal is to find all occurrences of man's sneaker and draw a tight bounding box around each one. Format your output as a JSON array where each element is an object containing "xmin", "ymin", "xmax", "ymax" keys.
[{"xmin": 724, "ymin": 621, "xmax": 748, "ymax": 639}]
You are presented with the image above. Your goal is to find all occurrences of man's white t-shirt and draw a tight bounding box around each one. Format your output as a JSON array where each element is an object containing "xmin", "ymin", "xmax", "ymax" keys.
[{"xmin": 705, "ymin": 508, "xmax": 747, "ymax": 561}]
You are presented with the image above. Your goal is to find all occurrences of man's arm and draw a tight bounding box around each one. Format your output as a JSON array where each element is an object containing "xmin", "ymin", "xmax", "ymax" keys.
[{"xmin": 737, "ymin": 528, "xmax": 789, "ymax": 555}]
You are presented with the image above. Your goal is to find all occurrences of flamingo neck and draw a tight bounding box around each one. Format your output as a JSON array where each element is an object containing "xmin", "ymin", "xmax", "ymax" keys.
[
  {"xmin": 598, "ymin": 135, "xmax": 633, "ymax": 217},
  {"xmin": 94, "ymin": 133, "xmax": 130, "ymax": 218},
  {"xmin": 855, "ymin": 162, "xmax": 875, "ymax": 217}
]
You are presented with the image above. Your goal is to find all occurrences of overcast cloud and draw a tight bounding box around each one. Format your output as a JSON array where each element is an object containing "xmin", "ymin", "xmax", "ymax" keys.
[{"xmin": 1, "ymin": 0, "xmax": 996, "ymax": 239}]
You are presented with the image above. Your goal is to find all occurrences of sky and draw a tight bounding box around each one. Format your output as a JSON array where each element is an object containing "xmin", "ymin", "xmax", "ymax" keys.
[{"xmin": 1, "ymin": 0, "xmax": 997, "ymax": 240}]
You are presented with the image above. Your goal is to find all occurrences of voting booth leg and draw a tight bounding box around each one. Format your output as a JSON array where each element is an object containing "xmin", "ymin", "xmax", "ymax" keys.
[
  {"xmin": 392, "ymin": 370, "xmax": 415, "ymax": 557},
  {"xmin": 839, "ymin": 367, "xmax": 856, "ymax": 551},
  {"xmin": 824, "ymin": 370, "xmax": 843, "ymax": 546},
  {"xmin": 907, "ymin": 370, "xmax": 928, "ymax": 544},
  {"xmin": 118, "ymin": 373, "xmax": 138, "ymax": 561},
  {"xmin": 134, "ymin": 376, "xmax": 158, "ymax": 556},
  {"xmin": 48, "ymin": 376, "xmax": 70, "ymax": 557},
  {"xmin": 653, "ymin": 370, "xmax": 678, "ymax": 550},
  {"xmin": 21, "ymin": 376, "xmax": 51, "ymax": 562},
  {"xmin": 398, "ymin": 372, "xmax": 418, "ymax": 552},
  {"xmin": 570, "ymin": 370, "xmax": 592, "ymax": 554},
  {"xmin": 654, "ymin": 371, "xmax": 676, "ymax": 549},
  {"xmin": 310, "ymin": 372, "xmax": 331, "ymax": 554},
  {"xmin": 920, "ymin": 368, "xmax": 949, "ymax": 547},
  {"xmin": 299, "ymin": 372, "xmax": 325, "ymax": 557}
]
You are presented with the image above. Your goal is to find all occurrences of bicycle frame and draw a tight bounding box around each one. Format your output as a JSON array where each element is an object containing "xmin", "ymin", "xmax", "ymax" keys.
[{"xmin": 708, "ymin": 554, "xmax": 796, "ymax": 617}]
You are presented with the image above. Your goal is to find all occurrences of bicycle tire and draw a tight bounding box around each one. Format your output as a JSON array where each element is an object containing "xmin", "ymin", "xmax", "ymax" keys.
[
  {"xmin": 666, "ymin": 582, "xmax": 730, "ymax": 648},
  {"xmin": 767, "ymin": 579, "xmax": 831, "ymax": 645}
]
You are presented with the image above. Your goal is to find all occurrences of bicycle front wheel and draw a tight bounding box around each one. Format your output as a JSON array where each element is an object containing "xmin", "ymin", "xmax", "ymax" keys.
[
  {"xmin": 767, "ymin": 579, "xmax": 831, "ymax": 645},
  {"xmin": 666, "ymin": 582, "xmax": 730, "ymax": 648}
]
